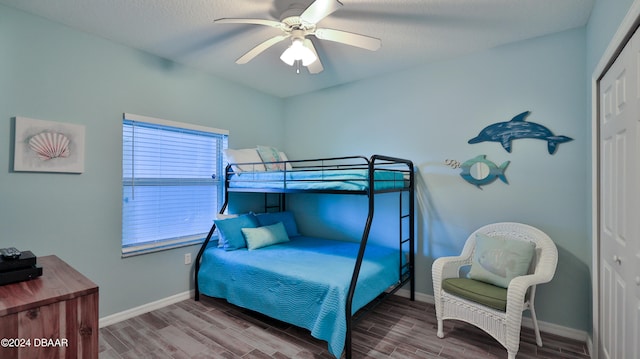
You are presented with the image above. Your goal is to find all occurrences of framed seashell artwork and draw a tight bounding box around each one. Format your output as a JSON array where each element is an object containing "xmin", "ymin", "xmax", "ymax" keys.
[{"xmin": 13, "ymin": 116, "xmax": 85, "ymax": 173}]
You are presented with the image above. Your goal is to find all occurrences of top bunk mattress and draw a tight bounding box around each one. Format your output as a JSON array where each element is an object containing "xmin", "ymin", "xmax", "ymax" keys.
[
  {"xmin": 227, "ymin": 168, "xmax": 408, "ymax": 191},
  {"xmin": 197, "ymin": 235, "xmax": 401, "ymax": 357}
]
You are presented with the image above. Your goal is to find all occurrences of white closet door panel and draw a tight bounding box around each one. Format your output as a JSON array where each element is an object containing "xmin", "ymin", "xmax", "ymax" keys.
[{"xmin": 599, "ymin": 25, "xmax": 639, "ymax": 359}]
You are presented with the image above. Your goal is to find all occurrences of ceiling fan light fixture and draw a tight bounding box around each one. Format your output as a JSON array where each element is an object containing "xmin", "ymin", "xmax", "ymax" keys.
[{"xmin": 280, "ymin": 38, "xmax": 317, "ymax": 66}]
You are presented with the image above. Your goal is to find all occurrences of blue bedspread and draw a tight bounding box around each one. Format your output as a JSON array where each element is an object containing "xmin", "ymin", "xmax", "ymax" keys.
[
  {"xmin": 228, "ymin": 168, "xmax": 407, "ymax": 191},
  {"xmin": 197, "ymin": 236, "xmax": 400, "ymax": 357}
]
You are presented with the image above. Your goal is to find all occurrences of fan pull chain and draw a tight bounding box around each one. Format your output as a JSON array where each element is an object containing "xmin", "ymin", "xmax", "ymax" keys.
[{"xmin": 296, "ymin": 60, "xmax": 301, "ymax": 74}]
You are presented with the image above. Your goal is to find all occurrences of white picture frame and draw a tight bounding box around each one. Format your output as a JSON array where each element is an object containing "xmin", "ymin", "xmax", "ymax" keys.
[{"xmin": 13, "ymin": 116, "xmax": 85, "ymax": 173}]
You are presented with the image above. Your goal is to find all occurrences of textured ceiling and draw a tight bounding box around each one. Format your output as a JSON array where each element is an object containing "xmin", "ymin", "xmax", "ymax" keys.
[{"xmin": 1, "ymin": 0, "xmax": 594, "ymax": 98}]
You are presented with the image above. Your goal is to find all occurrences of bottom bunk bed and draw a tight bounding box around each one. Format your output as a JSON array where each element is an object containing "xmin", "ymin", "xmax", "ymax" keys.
[{"xmin": 198, "ymin": 232, "xmax": 403, "ymax": 357}]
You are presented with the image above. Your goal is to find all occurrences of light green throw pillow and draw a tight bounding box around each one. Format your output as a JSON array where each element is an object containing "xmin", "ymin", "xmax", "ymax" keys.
[
  {"xmin": 241, "ymin": 222, "xmax": 290, "ymax": 250},
  {"xmin": 468, "ymin": 233, "xmax": 535, "ymax": 288}
]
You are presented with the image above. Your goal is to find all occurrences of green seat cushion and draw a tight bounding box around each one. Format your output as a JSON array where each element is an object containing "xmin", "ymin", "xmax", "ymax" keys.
[{"xmin": 442, "ymin": 278, "xmax": 507, "ymax": 312}]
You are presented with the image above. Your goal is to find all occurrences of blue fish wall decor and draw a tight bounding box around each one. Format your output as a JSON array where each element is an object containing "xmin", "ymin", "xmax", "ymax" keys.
[
  {"xmin": 459, "ymin": 155, "xmax": 510, "ymax": 189},
  {"xmin": 468, "ymin": 111, "xmax": 573, "ymax": 154}
]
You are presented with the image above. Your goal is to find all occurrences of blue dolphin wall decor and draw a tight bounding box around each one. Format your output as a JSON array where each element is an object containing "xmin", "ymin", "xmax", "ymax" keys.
[{"xmin": 468, "ymin": 111, "xmax": 573, "ymax": 154}]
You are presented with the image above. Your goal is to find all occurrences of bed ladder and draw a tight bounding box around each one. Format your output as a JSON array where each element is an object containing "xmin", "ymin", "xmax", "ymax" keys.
[
  {"xmin": 399, "ymin": 189, "xmax": 415, "ymax": 299},
  {"xmin": 263, "ymin": 192, "xmax": 285, "ymax": 212}
]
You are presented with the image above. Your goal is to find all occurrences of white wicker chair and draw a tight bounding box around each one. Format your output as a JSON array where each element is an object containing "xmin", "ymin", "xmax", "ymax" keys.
[{"xmin": 431, "ymin": 222, "xmax": 558, "ymax": 359}]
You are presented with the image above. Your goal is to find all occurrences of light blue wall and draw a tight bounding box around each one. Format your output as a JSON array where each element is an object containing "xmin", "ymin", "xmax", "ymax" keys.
[
  {"xmin": 0, "ymin": 5, "xmax": 284, "ymax": 317},
  {"xmin": 283, "ymin": 28, "xmax": 590, "ymax": 331},
  {"xmin": 586, "ymin": 0, "xmax": 635, "ymax": 73}
]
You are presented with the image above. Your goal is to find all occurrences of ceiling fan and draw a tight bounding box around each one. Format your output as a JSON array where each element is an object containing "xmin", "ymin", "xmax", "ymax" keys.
[{"xmin": 214, "ymin": 0, "xmax": 382, "ymax": 74}]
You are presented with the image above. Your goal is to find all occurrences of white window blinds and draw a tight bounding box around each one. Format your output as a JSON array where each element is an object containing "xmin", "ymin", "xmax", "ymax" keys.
[{"xmin": 122, "ymin": 113, "xmax": 228, "ymax": 257}]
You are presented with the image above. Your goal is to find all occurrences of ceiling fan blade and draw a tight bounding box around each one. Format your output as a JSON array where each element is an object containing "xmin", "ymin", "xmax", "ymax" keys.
[
  {"xmin": 300, "ymin": 0, "xmax": 343, "ymax": 25},
  {"xmin": 315, "ymin": 28, "xmax": 381, "ymax": 51},
  {"xmin": 304, "ymin": 39, "xmax": 324, "ymax": 74},
  {"xmin": 214, "ymin": 18, "xmax": 285, "ymax": 30},
  {"xmin": 236, "ymin": 34, "xmax": 290, "ymax": 64}
]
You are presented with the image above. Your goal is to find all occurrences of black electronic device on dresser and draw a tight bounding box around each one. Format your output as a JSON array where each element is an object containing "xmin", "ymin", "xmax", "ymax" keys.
[{"xmin": 0, "ymin": 248, "xmax": 42, "ymax": 285}]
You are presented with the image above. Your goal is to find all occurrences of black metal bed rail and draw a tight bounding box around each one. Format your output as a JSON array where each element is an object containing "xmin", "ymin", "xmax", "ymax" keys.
[
  {"xmin": 256, "ymin": 155, "xmax": 411, "ymax": 173},
  {"xmin": 194, "ymin": 203, "xmax": 227, "ymax": 301},
  {"xmin": 225, "ymin": 155, "xmax": 412, "ymax": 194},
  {"xmin": 234, "ymin": 155, "xmax": 370, "ymax": 172}
]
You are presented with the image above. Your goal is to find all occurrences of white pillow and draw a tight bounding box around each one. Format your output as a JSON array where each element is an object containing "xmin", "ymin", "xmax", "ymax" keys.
[
  {"xmin": 278, "ymin": 151, "xmax": 293, "ymax": 171},
  {"xmin": 224, "ymin": 148, "xmax": 265, "ymax": 172}
]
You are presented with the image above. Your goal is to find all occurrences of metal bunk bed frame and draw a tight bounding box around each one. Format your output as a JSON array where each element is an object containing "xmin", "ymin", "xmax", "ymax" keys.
[{"xmin": 194, "ymin": 154, "xmax": 415, "ymax": 359}]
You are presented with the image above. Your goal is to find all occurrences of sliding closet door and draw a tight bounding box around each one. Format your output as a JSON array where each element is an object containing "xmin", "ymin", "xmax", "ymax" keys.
[{"xmin": 599, "ymin": 28, "xmax": 640, "ymax": 359}]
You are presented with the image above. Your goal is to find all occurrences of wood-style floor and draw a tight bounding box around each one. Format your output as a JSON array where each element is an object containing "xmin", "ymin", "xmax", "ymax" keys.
[{"xmin": 99, "ymin": 295, "xmax": 590, "ymax": 359}]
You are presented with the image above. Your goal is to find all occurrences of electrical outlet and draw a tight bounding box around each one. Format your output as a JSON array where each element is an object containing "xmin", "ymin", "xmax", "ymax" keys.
[{"xmin": 184, "ymin": 253, "xmax": 192, "ymax": 265}]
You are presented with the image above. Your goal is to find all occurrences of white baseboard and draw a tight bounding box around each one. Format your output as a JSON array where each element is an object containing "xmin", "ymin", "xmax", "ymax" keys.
[
  {"xmin": 395, "ymin": 289, "xmax": 590, "ymax": 344},
  {"xmin": 99, "ymin": 290, "xmax": 194, "ymax": 328}
]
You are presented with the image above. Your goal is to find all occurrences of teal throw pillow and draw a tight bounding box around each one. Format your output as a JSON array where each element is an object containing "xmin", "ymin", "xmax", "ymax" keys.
[
  {"xmin": 468, "ymin": 232, "xmax": 536, "ymax": 288},
  {"xmin": 215, "ymin": 213, "xmax": 239, "ymax": 248},
  {"xmin": 214, "ymin": 213, "xmax": 259, "ymax": 251},
  {"xmin": 241, "ymin": 222, "xmax": 290, "ymax": 250},
  {"xmin": 255, "ymin": 211, "xmax": 300, "ymax": 237}
]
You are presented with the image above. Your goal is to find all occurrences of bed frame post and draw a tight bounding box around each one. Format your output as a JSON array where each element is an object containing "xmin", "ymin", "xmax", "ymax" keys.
[
  {"xmin": 344, "ymin": 155, "xmax": 415, "ymax": 358},
  {"xmin": 344, "ymin": 156, "xmax": 375, "ymax": 359},
  {"xmin": 194, "ymin": 165, "xmax": 231, "ymax": 301},
  {"xmin": 408, "ymin": 160, "xmax": 415, "ymax": 300}
]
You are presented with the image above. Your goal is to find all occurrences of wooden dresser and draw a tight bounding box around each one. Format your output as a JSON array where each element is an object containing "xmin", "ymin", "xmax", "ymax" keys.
[{"xmin": 0, "ymin": 255, "xmax": 99, "ymax": 359}]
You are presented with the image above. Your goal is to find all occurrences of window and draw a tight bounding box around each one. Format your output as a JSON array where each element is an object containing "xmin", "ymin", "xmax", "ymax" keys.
[{"xmin": 122, "ymin": 113, "xmax": 228, "ymax": 257}]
